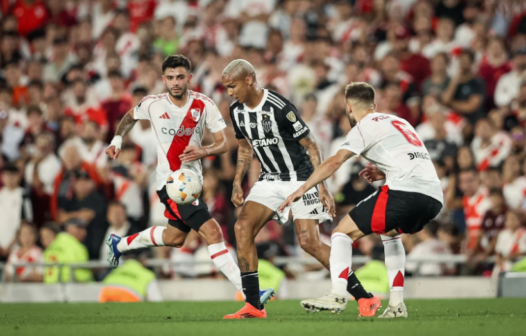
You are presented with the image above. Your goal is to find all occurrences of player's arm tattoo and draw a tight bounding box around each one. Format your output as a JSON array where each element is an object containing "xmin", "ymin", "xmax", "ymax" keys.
[
  {"xmin": 114, "ymin": 110, "xmax": 137, "ymax": 137},
  {"xmin": 299, "ymin": 134, "xmax": 328, "ymax": 188},
  {"xmin": 238, "ymin": 257, "xmax": 251, "ymax": 272},
  {"xmin": 233, "ymin": 139, "xmax": 253, "ymax": 187}
]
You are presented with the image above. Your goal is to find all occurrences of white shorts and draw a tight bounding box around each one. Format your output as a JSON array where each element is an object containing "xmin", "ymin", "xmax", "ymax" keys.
[{"xmin": 245, "ymin": 180, "xmax": 332, "ymax": 225}]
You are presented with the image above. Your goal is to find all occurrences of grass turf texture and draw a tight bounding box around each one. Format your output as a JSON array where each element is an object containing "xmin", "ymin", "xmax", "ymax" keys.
[{"xmin": 0, "ymin": 299, "xmax": 525, "ymax": 336}]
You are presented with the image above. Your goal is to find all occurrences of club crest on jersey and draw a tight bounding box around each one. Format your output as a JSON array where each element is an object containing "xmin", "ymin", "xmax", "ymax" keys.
[
  {"xmin": 191, "ymin": 108, "xmax": 201, "ymax": 122},
  {"xmin": 286, "ymin": 111, "xmax": 297, "ymax": 122},
  {"xmin": 262, "ymin": 114, "xmax": 272, "ymax": 133}
]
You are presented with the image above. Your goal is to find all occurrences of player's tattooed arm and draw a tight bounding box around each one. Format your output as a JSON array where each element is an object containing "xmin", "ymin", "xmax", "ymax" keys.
[
  {"xmin": 106, "ymin": 109, "xmax": 137, "ymax": 159},
  {"xmin": 114, "ymin": 109, "xmax": 138, "ymax": 137},
  {"xmin": 299, "ymin": 134, "xmax": 336, "ymax": 217},
  {"xmin": 231, "ymin": 139, "xmax": 253, "ymax": 207}
]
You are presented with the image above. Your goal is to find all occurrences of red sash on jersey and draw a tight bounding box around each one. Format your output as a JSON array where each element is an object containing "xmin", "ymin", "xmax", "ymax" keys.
[{"xmin": 511, "ymin": 228, "xmax": 525, "ymax": 254}]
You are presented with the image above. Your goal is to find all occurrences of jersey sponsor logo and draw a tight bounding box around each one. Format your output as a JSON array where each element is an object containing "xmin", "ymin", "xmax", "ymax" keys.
[
  {"xmin": 162, "ymin": 125, "xmax": 201, "ymax": 136},
  {"xmin": 262, "ymin": 114, "xmax": 272, "ymax": 133},
  {"xmin": 293, "ymin": 127, "xmax": 308, "ymax": 138},
  {"xmin": 342, "ymin": 141, "xmax": 350, "ymax": 146},
  {"xmin": 372, "ymin": 115, "xmax": 390, "ymax": 122},
  {"xmin": 252, "ymin": 137, "xmax": 279, "ymax": 148},
  {"xmin": 302, "ymin": 191, "xmax": 320, "ymax": 206},
  {"xmin": 160, "ymin": 112, "xmax": 170, "ymax": 119},
  {"xmin": 250, "ymin": 122, "xmax": 257, "ymax": 128},
  {"xmin": 191, "ymin": 108, "xmax": 201, "ymax": 122},
  {"xmin": 286, "ymin": 111, "xmax": 297, "ymax": 122},
  {"xmin": 407, "ymin": 152, "xmax": 430, "ymax": 160},
  {"xmin": 239, "ymin": 121, "xmax": 245, "ymax": 127},
  {"xmin": 292, "ymin": 121, "xmax": 303, "ymax": 131},
  {"xmin": 262, "ymin": 173, "xmax": 281, "ymax": 181}
]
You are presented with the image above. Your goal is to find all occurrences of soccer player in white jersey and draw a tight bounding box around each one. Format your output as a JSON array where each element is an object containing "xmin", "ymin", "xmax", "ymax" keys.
[
  {"xmin": 105, "ymin": 55, "xmax": 274, "ymax": 304},
  {"xmin": 280, "ymin": 82, "xmax": 443, "ymax": 318}
]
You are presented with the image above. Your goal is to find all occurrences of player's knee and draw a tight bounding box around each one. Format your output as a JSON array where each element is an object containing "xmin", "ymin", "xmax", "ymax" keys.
[
  {"xmin": 234, "ymin": 220, "xmax": 253, "ymax": 245},
  {"xmin": 199, "ymin": 222, "xmax": 223, "ymax": 244}
]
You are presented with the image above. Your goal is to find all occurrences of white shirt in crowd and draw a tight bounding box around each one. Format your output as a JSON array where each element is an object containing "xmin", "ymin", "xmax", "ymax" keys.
[
  {"xmin": 494, "ymin": 70, "xmax": 526, "ymax": 107},
  {"xmin": 494, "ymin": 228, "xmax": 526, "ymax": 273},
  {"xmin": 129, "ymin": 124, "xmax": 158, "ymax": 167},
  {"xmin": 471, "ymin": 132, "xmax": 512, "ymax": 170},
  {"xmin": 0, "ymin": 187, "xmax": 32, "ymax": 249},
  {"xmin": 406, "ymin": 238, "xmax": 454, "ymax": 276},
  {"xmin": 59, "ymin": 138, "xmax": 108, "ymax": 169},
  {"xmin": 5, "ymin": 245, "xmax": 43, "ymax": 280},
  {"xmin": 503, "ymin": 176, "xmax": 526, "ymax": 210},
  {"xmin": 25, "ymin": 154, "xmax": 62, "ymax": 195}
]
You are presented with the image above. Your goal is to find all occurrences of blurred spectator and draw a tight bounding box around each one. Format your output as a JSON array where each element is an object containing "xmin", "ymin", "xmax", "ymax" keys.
[
  {"xmin": 300, "ymin": 93, "xmax": 332, "ymax": 157},
  {"xmin": 43, "ymin": 37, "xmax": 78, "ymax": 83},
  {"xmin": 99, "ymin": 201, "xmax": 138, "ymax": 264},
  {"xmin": 477, "ymin": 37, "xmax": 511, "ymax": 109},
  {"xmin": 111, "ymin": 143, "xmax": 147, "ymax": 222},
  {"xmin": 0, "ymin": 164, "xmax": 32, "ymax": 260},
  {"xmin": 459, "ymin": 167, "xmax": 490, "ymax": 251},
  {"xmin": 493, "ymin": 210, "xmax": 526, "ymax": 276},
  {"xmin": 422, "ymin": 53, "xmax": 450, "ymax": 98},
  {"xmin": 423, "ymin": 109, "xmax": 458, "ymax": 170},
  {"xmin": 39, "ymin": 222, "xmax": 60, "ymax": 250},
  {"xmin": 335, "ymin": 162, "xmax": 376, "ymax": 217},
  {"xmin": 43, "ymin": 218, "xmax": 93, "ymax": 283},
  {"xmin": 59, "ymin": 121, "xmax": 108, "ymax": 171},
  {"xmin": 495, "ymin": 47, "xmax": 526, "ymax": 108},
  {"xmin": 476, "ymin": 189, "xmax": 507, "ymax": 259},
  {"xmin": 9, "ymin": 0, "xmax": 48, "ymax": 37},
  {"xmin": 5, "ymin": 222, "xmax": 43, "ymax": 282},
  {"xmin": 57, "ymin": 170, "xmax": 106, "ymax": 259},
  {"xmin": 63, "ymin": 79, "xmax": 108, "ymax": 131},
  {"xmin": 101, "ymin": 71, "xmax": 133, "ymax": 143},
  {"xmin": 25, "ymin": 132, "xmax": 62, "ymax": 226},
  {"xmin": 503, "ymin": 155, "xmax": 526, "ymax": 210},
  {"xmin": 406, "ymin": 221, "xmax": 455, "ymax": 276},
  {"xmin": 442, "ymin": 49, "xmax": 485, "ymax": 125},
  {"xmin": 154, "ymin": 16, "xmax": 179, "ymax": 57},
  {"xmin": 471, "ymin": 118, "xmax": 511, "ymax": 172},
  {"xmin": 422, "ymin": 17, "xmax": 458, "ymax": 60},
  {"xmin": 128, "ymin": 87, "xmax": 157, "ymax": 166}
]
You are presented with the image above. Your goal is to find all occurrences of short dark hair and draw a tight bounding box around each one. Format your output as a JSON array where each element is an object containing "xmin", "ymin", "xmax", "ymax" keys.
[
  {"xmin": 489, "ymin": 188, "xmax": 504, "ymax": 198},
  {"xmin": 28, "ymin": 80, "xmax": 44, "ymax": 90},
  {"xmin": 345, "ymin": 82, "xmax": 375, "ymax": 106},
  {"xmin": 26, "ymin": 105, "xmax": 43, "ymax": 117},
  {"xmin": 108, "ymin": 200, "xmax": 127, "ymax": 212},
  {"xmin": 41, "ymin": 222, "xmax": 61, "ymax": 235},
  {"xmin": 460, "ymin": 49, "xmax": 475, "ymax": 63},
  {"xmin": 108, "ymin": 70, "xmax": 123, "ymax": 78},
  {"xmin": 1, "ymin": 163, "xmax": 19, "ymax": 174},
  {"xmin": 162, "ymin": 55, "xmax": 192, "ymax": 73},
  {"xmin": 133, "ymin": 86, "xmax": 148, "ymax": 96}
]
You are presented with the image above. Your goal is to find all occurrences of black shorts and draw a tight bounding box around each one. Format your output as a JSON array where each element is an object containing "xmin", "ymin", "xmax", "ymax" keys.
[
  {"xmin": 349, "ymin": 186, "xmax": 442, "ymax": 235},
  {"xmin": 157, "ymin": 186, "xmax": 212, "ymax": 233}
]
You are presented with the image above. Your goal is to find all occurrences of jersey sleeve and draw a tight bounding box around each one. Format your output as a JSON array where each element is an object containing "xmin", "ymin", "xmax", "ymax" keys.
[
  {"xmin": 230, "ymin": 105, "xmax": 245, "ymax": 139},
  {"xmin": 133, "ymin": 96, "xmax": 155, "ymax": 120},
  {"xmin": 279, "ymin": 103, "xmax": 310, "ymax": 140},
  {"xmin": 204, "ymin": 100, "xmax": 227, "ymax": 133},
  {"xmin": 340, "ymin": 124, "xmax": 373, "ymax": 156}
]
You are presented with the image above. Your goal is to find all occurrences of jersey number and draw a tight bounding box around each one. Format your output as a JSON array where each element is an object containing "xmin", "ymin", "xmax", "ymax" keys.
[{"xmin": 391, "ymin": 120, "xmax": 422, "ymax": 147}]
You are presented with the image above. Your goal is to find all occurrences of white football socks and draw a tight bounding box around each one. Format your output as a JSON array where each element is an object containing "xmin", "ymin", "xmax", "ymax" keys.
[
  {"xmin": 381, "ymin": 235, "xmax": 405, "ymax": 306},
  {"xmin": 208, "ymin": 242, "xmax": 243, "ymax": 293},
  {"xmin": 330, "ymin": 232, "xmax": 353, "ymax": 296},
  {"xmin": 117, "ymin": 226, "xmax": 166, "ymax": 252}
]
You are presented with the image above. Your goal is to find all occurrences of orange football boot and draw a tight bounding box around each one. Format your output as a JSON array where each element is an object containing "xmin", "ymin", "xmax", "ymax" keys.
[
  {"xmin": 358, "ymin": 296, "xmax": 382, "ymax": 317},
  {"xmin": 223, "ymin": 303, "xmax": 267, "ymax": 319}
]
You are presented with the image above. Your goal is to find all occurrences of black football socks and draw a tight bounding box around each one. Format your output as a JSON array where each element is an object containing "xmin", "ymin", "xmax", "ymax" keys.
[
  {"xmin": 347, "ymin": 271, "xmax": 373, "ymax": 300},
  {"xmin": 241, "ymin": 271, "xmax": 263, "ymax": 310}
]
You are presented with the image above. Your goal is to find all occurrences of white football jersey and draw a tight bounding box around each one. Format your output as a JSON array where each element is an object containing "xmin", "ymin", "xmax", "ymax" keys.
[
  {"xmin": 341, "ymin": 112, "xmax": 443, "ymax": 204},
  {"xmin": 133, "ymin": 91, "xmax": 226, "ymax": 190}
]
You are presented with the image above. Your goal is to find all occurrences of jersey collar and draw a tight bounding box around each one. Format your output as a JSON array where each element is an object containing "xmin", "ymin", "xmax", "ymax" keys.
[{"xmin": 243, "ymin": 89, "xmax": 268, "ymax": 112}]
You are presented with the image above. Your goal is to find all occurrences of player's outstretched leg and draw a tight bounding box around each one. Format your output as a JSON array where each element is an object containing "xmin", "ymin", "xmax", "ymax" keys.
[
  {"xmin": 197, "ymin": 217, "xmax": 274, "ymax": 304},
  {"xmin": 295, "ymin": 219, "xmax": 381, "ymax": 316},
  {"xmin": 378, "ymin": 233, "xmax": 408, "ymax": 318},
  {"xmin": 107, "ymin": 226, "xmax": 172, "ymax": 267},
  {"xmin": 224, "ymin": 202, "xmax": 275, "ymax": 319},
  {"xmin": 300, "ymin": 215, "xmax": 366, "ymax": 314}
]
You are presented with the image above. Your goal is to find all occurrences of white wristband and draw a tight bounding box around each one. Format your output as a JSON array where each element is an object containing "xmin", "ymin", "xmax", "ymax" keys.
[{"xmin": 109, "ymin": 136, "xmax": 123, "ymax": 150}]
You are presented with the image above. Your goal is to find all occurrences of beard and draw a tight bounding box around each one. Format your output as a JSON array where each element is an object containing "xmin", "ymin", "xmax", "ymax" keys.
[
  {"xmin": 168, "ymin": 84, "xmax": 187, "ymax": 100},
  {"xmin": 82, "ymin": 136, "xmax": 96, "ymax": 145}
]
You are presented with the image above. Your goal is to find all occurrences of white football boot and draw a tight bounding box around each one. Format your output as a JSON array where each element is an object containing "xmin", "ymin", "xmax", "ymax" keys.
[
  {"xmin": 300, "ymin": 293, "xmax": 348, "ymax": 314},
  {"xmin": 378, "ymin": 303, "xmax": 408, "ymax": 318}
]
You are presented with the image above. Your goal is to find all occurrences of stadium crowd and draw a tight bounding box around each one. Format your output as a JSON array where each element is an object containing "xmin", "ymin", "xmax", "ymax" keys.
[{"xmin": 1, "ymin": 0, "xmax": 526, "ymax": 284}]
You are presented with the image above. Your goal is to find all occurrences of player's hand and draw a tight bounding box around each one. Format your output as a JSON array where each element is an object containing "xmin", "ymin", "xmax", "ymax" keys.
[
  {"xmin": 106, "ymin": 145, "xmax": 120, "ymax": 160},
  {"xmin": 179, "ymin": 146, "xmax": 208, "ymax": 162},
  {"xmin": 318, "ymin": 185, "xmax": 336, "ymax": 218},
  {"xmin": 231, "ymin": 183, "xmax": 244, "ymax": 207},
  {"xmin": 278, "ymin": 189, "xmax": 305, "ymax": 213},
  {"xmin": 359, "ymin": 164, "xmax": 385, "ymax": 183}
]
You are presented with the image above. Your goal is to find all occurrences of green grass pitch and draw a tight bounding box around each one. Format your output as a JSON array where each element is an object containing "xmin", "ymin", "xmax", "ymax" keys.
[{"xmin": 1, "ymin": 299, "xmax": 525, "ymax": 336}]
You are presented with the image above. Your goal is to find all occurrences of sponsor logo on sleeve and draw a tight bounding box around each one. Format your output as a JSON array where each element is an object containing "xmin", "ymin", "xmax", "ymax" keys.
[
  {"xmin": 407, "ymin": 152, "xmax": 430, "ymax": 160},
  {"xmin": 286, "ymin": 111, "xmax": 297, "ymax": 122},
  {"xmin": 292, "ymin": 121, "xmax": 303, "ymax": 131},
  {"xmin": 293, "ymin": 127, "xmax": 308, "ymax": 138}
]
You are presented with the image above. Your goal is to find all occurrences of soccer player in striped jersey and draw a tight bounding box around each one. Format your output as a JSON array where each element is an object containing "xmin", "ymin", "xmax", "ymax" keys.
[
  {"xmin": 222, "ymin": 60, "xmax": 380, "ymax": 319},
  {"xmin": 105, "ymin": 55, "xmax": 273, "ymax": 304}
]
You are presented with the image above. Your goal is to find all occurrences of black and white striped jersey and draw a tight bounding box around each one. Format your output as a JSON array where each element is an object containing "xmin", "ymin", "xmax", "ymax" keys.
[{"xmin": 230, "ymin": 89, "xmax": 313, "ymax": 182}]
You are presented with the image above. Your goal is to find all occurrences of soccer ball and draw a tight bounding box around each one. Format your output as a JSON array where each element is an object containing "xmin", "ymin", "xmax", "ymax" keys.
[{"xmin": 166, "ymin": 169, "xmax": 202, "ymax": 204}]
